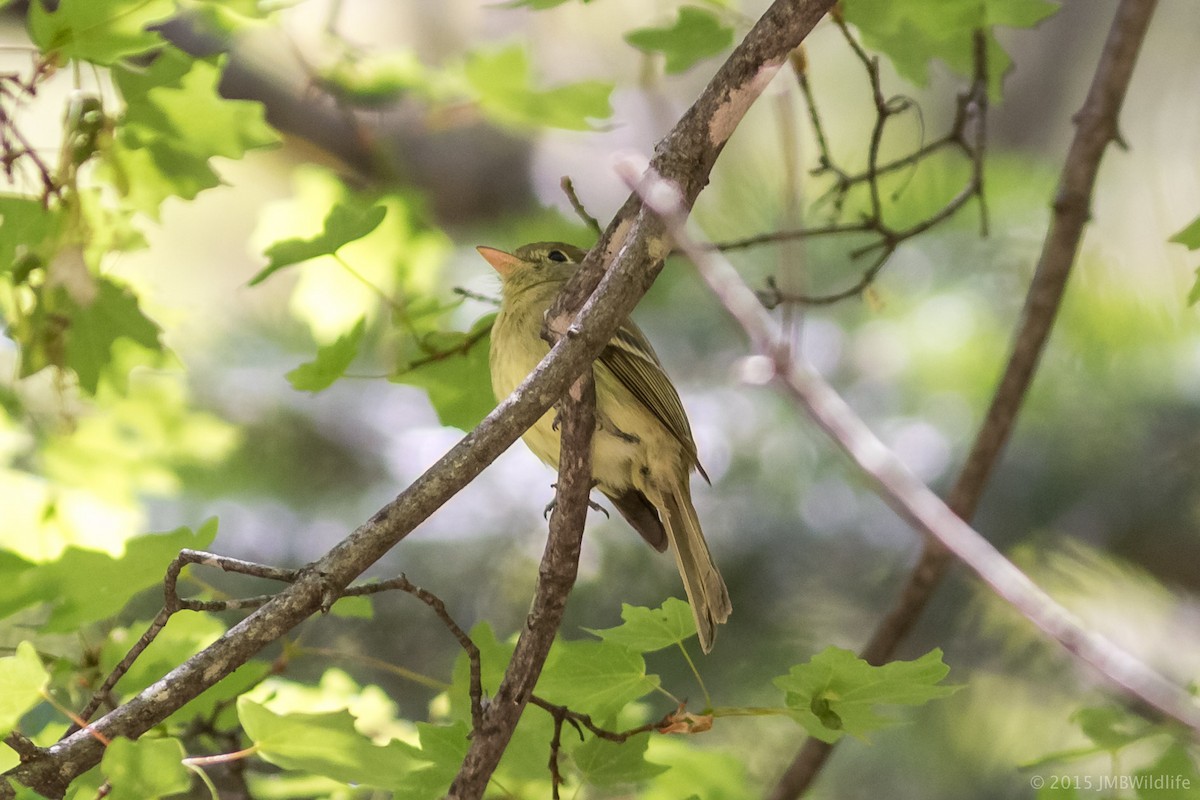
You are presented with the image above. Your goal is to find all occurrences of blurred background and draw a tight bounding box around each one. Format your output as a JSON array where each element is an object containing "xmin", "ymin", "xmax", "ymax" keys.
[{"xmin": 3, "ymin": 0, "xmax": 1200, "ymax": 797}]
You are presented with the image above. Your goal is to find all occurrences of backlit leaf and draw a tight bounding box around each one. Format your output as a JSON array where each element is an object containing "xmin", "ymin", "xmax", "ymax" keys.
[
  {"xmin": 0, "ymin": 642, "xmax": 49, "ymax": 732},
  {"xmin": 586, "ymin": 599, "xmax": 697, "ymax": 652},
  {"xmin": 626, "ymin": 7, "xmax": 734, "ymax": 74},
  {"xmin": 774, "ymin": 647, "xmax": 958, "ymax": 743},
  {"xmin": 465, "ymin": 45, "xmax": 612, "ymax": 131},
  {"xmin": 254, "ymin": 204, "xmax": 388, "ymax": 285},
  {"xmin": 238, "ymin": 699, "xmax": 421, "ymax": 791},
  {"xmin": 535, "ymin": 641, "xmax": 659, "ymax": 720},
  {"xmin": 842, "ymin": 0, "xmax": 1059, "ymax": 99},
  {"xmin": 287, "ymin": 318, "xmax": 367, "ymax": 393},
  {"xmin": 28, "ymin": 0, "xmax": 174, "ymax": 65},
  {"xmin": 101, "ymin": 737, "xmax": 189, "ymax": 800}
]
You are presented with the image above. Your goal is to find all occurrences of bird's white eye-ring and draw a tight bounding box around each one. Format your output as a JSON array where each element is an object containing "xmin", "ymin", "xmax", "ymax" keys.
[{"xmin": 547, "ymin": 249, "xmax": 568, "ymax": 263}]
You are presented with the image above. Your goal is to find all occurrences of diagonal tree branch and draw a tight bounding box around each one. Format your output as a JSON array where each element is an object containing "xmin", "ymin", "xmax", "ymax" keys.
[{"xmin": 1, "ymin": 1, "xmax": 836, "ymax": 796}]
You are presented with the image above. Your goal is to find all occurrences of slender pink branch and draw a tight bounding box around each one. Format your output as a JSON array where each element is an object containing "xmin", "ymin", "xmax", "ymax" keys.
[{"xmin": 622, "ymin": 159, "xmax": 1200, "ymax": 736}]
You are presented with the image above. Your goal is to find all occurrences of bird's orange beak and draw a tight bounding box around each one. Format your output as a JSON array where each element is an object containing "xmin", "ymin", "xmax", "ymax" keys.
[{"xmin": 476, "ymin": 246, "xmax": 522, "ymax": 278}]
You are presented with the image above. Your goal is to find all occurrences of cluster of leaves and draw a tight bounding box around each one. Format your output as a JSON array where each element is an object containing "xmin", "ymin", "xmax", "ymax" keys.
[
  {"xmin": 8, "ymin": 0, "xmax": 282, "ymax": 376},
  {"xmin": 24, "ymin": 596, "xmax": 963, "ymax": 798},
  {"xmin": 842, "ymin": 0, "xmax": 1059, "ymax": 98},
  {"xmin": 317, "ymin": 42, "xmax": 613, "ymax": 130},
  {"xmin": 246, "ymin": 164, "xmax": 500, "ymax": 430},
  {"xmin": 0, "ymin": 589, "xmax": 957, "ymax": 798}
]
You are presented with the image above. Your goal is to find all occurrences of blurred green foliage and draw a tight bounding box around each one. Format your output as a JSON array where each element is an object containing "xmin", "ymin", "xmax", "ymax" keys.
[{"xmin": 1, "ymin": 0, "xmax": 1198, "ymax": 798}]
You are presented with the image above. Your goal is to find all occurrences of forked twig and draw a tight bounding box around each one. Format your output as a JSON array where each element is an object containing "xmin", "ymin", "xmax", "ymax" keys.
[
  {"xmin": 561, "ymin": 176, "xmax": 603, "ymax": 237},
  {"xmin": 359, "ymin": 575, "xmax": 485, "ymax": 731},
  {"xmin": 718, "ymin": 24, "xmax": 990, "ymax": 308}
]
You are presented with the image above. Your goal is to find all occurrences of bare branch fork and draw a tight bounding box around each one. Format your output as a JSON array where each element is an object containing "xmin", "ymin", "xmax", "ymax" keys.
[
  {"xmin": 2, "ymin": 1, "xmax": 837, "ymax": 796},
  {"xmin": 623, "ymin": 159, "xmax": 1200, "ymax": 735},
  {"xmin": 69, "ymin": 552, "xmax": 486, "ymax": 734},
  {"xmin": 727, "ymin": 22, "xmax": 990, "ymax": 308}
]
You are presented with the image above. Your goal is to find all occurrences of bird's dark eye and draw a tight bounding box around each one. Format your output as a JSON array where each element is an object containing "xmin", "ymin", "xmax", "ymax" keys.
[{"xmin": 547, "ymin": 249, "xmax": 568, "ymax": 263}]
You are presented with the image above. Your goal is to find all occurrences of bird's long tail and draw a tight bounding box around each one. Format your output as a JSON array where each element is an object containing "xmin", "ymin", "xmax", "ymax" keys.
[{"xmin": 659, "ymin": 481, "xmax": 731, "ymax": 653}]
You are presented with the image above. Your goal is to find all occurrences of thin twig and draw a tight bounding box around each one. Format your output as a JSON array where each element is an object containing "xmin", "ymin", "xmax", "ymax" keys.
[
  {"xmin": 367, "ymin": 575, "xmax": 484, "ymax": 731},
  {"xmin": 448, "ymin": 370, "xmax": 597, "ymax": 798},
  {"xmin": 714, "ymin": 221, "xmax": 875, "ymax": 252},
  {"xmin": 544, "ymin": 705, "xmax": 572, "ymax": 799},
  {"xmin": 743, "ymin": 14, "xmax": 988, "ymax": 308},
  {"xmin": 452, "ymin": 286, "xmax": 500, "ymax": 305},
  {"xmin": 395, "ymin": 323, "xmax": 492, "ymax": 374},
  {"xmin": 72, "ymin": 552, "xmax": 305, "ymax": 730},
  {"xmin": 528, "ymin": 694, "xmax": 660, "ymax": 798},
  {"xmin": 70, "ymin": 607, "xmax": 175, "ymax": 730},
  {"xmin": 529, "ymin": 696, "xmax": 657, "ymax": 743},
  {"xmin": 758, "ymin": 248, "xmax": 890, "ymax": 307},
  {"xmin": 298, "ymin": 646, "xmax": 449, "ymax": 691},
  {"xmin": 560, "ymin": 176, "xmax": 603, "ymax": 237},
  {"xmin": 0, "ymin": 54, "xmax": 65, "ymax": 201},
  {"xmin": 789, "ymin": 47, "xmax": 834, "ymax": 176}
]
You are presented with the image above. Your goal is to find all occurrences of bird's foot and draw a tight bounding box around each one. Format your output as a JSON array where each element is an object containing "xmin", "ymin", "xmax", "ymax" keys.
[{"xmin": 543, "ymin": 482, "xmax": 610, "ymax": 519}]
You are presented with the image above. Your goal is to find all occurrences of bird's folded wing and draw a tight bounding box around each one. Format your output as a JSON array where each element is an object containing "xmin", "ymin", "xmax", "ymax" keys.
[{"xmin": 600, "ymin": 321, "xmax": 707, "ymax": 480}]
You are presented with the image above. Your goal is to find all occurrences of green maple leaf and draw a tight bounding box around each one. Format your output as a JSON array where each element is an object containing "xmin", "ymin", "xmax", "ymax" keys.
[
  {"xmin": 0, "ymin": 522, "xmax": 217, "ymax": 631},
  {"xmin": 0, "ymin": 195, "xmax": 62, "ymax": 278},
  {"xmin": 464, "ymin": 45, "xmax": 612, "ymax": 131},
  {"xmin": 238, "ymin": 700, "xmax": 422, "ymax": 791},
  {"xmin": 390, "ymin": 722, "xmax": 471, "ymax": 800},
  {"xmin": 1170, "ymin": 215, "xmax": 1200, "ymax": 250},
  {"xmin": 287, "ymin": 318, "xmax": 368, "ymax": 393},
  {"xmin": 28, "ymin": 0, "xmax": 175, "ymax": 65},
  {"xmin": 0, "ymin": 642, "xmax": 49, "ymax": 732},
  {"xmin": 253, "ymin": 203, "xmax": 388, "ymax": 284},
  {"xmin": 842, "ymin": 0, "xmax": 1059, "ymax": 100},
  {"xmin": 1169, "ymin": 215, "xmax": 1200, "ymax": 306},
  {"xmin": 586, "ymin": 598, "xmax": 697, "ymax": 652},
  {"xmin": 573, "ymin": 734, "xmax": 668, "ymax": 787},
  {"xmin": 101, "ymin": 738, "xmax": 190, "ymax": 800},
  {"xmin": 393, "ymin": 313, "xmax": 496, "ymax": 431},
  {"xmin": 64, "ymin": 278, "xmax": 162, "ymax": 394},
  {"xmin": 625, "ymin": 7, "xmax": 735, "ymax": 74},
  {"xmin": 535, "ymin": 640, "xmax": 660, "ymax": 720},
  {"xmin": 774, "ymin": 647, "xmax": 958, "ymax": 743},
  {"xmin": 107, "ymin": 48, "xmax": 278, "ymax": 216}
]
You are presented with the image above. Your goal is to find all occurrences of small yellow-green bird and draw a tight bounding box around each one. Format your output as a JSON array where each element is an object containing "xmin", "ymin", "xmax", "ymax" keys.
[{"xmin": 478, "ymin": 241, "xmax": 731, "ymax": 652}]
